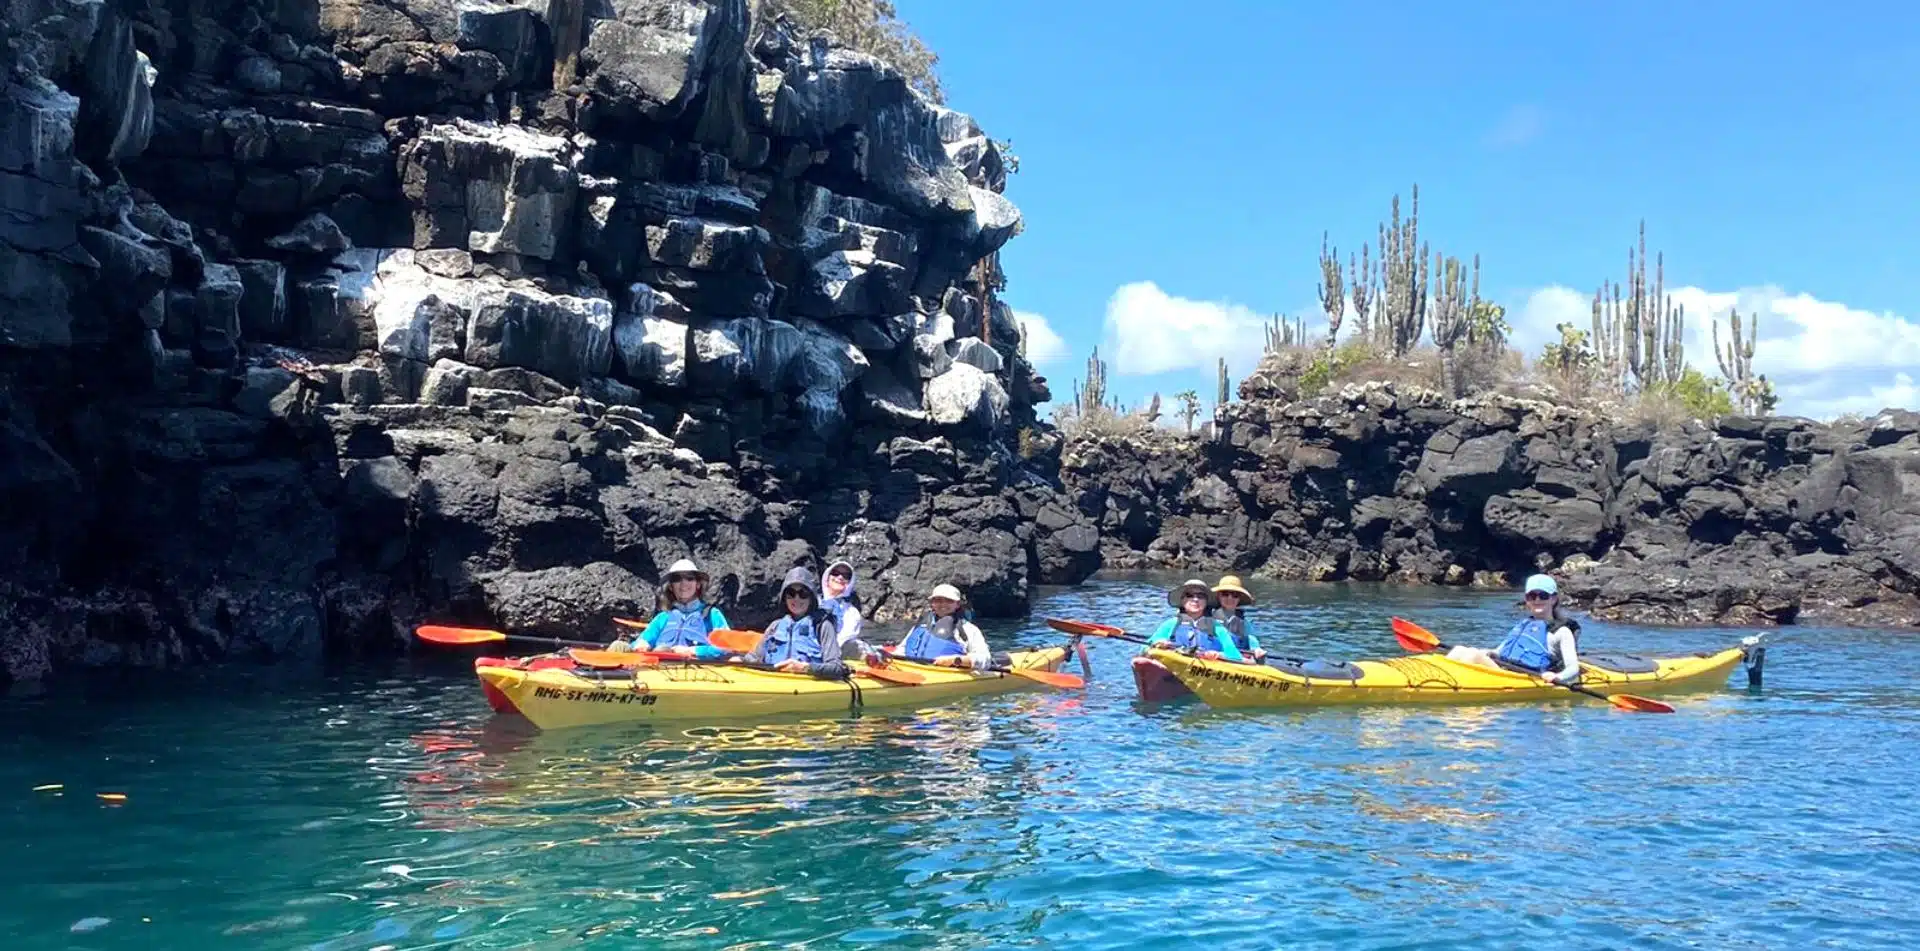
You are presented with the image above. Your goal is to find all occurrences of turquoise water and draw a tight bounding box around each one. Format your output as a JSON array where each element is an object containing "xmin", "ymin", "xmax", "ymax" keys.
[{"xmin": 5, "ymin": 577, "xmax": 1918, "ymax": 949}]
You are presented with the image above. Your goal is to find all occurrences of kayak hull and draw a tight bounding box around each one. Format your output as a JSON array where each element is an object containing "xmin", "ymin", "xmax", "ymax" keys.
[
  {"xmin": 476, "ymin": 647, "xmax": 1073, "ymax": 730},
  {"xmin": 1152, "ymin": 645, "xmax": 1753, "ymax": 709},
  {"xmin": 1131, "ymin": 656, "xmax": 1192, "ymax": 702}
]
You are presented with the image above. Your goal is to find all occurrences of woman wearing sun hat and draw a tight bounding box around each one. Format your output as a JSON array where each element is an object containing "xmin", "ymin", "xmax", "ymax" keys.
[
  {"xmin": 890, "ymin": 583, "xmax": 993, "ymax": 670},
  {"xmin": 1209, "ymin": 575, "xmax": 1266, "ymax": 663},
  {"xmin": 1144, "ymin": 579, "xmax": 1247, "ymax": 663},
  {"xmin": 1446, "ymin": 573, "xmax": 1582, "ymax": 683},
  {"xmin": 608, "ymin": 558, "xmax": 730, "ymax": 658}
]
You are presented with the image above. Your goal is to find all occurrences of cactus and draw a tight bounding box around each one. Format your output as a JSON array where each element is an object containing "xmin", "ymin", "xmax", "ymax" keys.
[
  {"xmin": 1429, "ymin": 253, "xmax": 1480, "ymax": 397},
  {"xmin": 1348, "ymin": 244, "xmax": 1374, "ymax": 346},
  {"xmin": 1712, "ymin": 307, "xmax": 1776, "ymax": 414},
  {"xmin": 1175, "ymin": 390, "xmax": 1201, "ymax": 432},
  {"xmin": 1593, "ymin": 221, "xmax": 1686, "ymax": 391},
  {"xmin": 1317, "ymin": 231, "xmax": 1345, "ymax": 350},
  {"xmin": 1072, "ymin": 345, "xmax": 1108, "ymax": 417},
  {"xmin": 1216, "ymin": 356, "xmax": 1230, "ymax": 406},
  {"xmin": 1263, "ymin": 313, "xmax": 1307, "ymax": 352},
  {"xmin": 1376, "ymin": 186, "xmax": 1429, "ymax": 357}
]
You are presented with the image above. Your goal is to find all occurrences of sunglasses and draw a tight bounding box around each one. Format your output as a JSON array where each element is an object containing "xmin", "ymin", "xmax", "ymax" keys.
[
  {"xmin": 668, "ymin": 575, "xmax": 699, "ymax": 584},
  {"xmin": 827, "ymin": 571, "xmax": 851, "ymax": 580},
  {"xmin": 1524, "ymin": 591, "xmax": 1554, "ymax": 601},
  {"xmin": 783, "ymin": 589, "xmax": 811, "ymax": 600}
]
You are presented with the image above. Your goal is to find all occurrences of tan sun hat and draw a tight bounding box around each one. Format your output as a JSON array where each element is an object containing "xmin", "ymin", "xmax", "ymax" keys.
[
  {"xmin": 1211, "ymin": 575, "xmax": 1254, "ymax": 604},
  {"xmin": 929, "ymin": 583, "xmax": 964, "ymax": 602},
  {"xmin": 1166, "ymin": 579, "xmax": 1212, "ymax": 608}
]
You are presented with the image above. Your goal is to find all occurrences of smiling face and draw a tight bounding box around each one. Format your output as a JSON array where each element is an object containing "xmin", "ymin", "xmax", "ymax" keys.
[
  {"xmin": 667, "ymin": 574, "xmax": 701, "ymax": 602},
  {"xmin": 823, "ymin": 568, "xmax": 850, "ymax": 598},
  {"xmin": 782, "ymin": 586, "xmax": 813, "ymax": 617},
  {"xmin": 1180, "ymin": 589, "xmax": 1208, "ymax": 614},
  {"xmin": 1217, "ymin": 591, "xmax": 1242, "ymax": 611},
  {"xmin": 1524, "ymin": 588, "xmax": 1556, "ymax": 618},
  {"xmin": 929, "ymin": 595, "xmax": 959, "ymax": 618}
]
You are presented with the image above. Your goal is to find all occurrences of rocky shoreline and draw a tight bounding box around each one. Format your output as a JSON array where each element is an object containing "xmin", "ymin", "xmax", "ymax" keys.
[
  {"xmin": 0, "ymin": 0, "xmax": 1102, "ymax": 681},
  {"xmin": 1060, "ymin": 380, "xmax": 1920, "ymax": 630}
]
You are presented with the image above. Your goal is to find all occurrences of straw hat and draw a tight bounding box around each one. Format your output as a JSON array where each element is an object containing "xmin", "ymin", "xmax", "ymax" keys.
[
  {"xmin": 1211, "ymin": 575, "xmax": 1254, "ymax": 604},
  {"xmin": 1166, "ymin": 578, "xmax": 1212, "ymax": 608}
]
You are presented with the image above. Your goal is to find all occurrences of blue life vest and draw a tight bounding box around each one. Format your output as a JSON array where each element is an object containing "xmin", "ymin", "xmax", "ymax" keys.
[
  {"xmin": 761, "ymin": 612, "xmax": 832, "ymax": 665},
  {"xmin": 898, "ymin": 613, "xmax": 968, "ymax": 660},
  {"xmin": 1211, "ymin": 609, "xmax": 1255, "ymax": 654},
  {"xmin": 1495, "ymin": 618, "xmax": 1555, "ymax": 671},
  {"xmin": 1163, "ymin": 616, "xmax": 1226, "ymax": 653},
  {"xmin": 653, "ymin": 601, "xmax": 717, "ymax": 650}
]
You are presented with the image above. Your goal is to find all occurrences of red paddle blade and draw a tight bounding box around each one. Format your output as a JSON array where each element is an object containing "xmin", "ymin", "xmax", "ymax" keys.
[
  {"xmin": 568, "ymin": 649, "xmax": 665, "ymax": 669},
  {"xmin": 415, "ymin": 625, "xmax": 508, "ymax": 646},
  {"xmin": 1007, "ymin": 666, "xmax": 1085, "ymax": 689},
  {"xmin": 709, "ymin": 629, "xmax": 763, "ymax": 653},
  {"xmin": 1045, "ymin": 618, "xmax": 1127, "ymax": 637},
  {"xmin": 1606, "ymin": 693, "xmax": 1676, "ymax": 714},
  {"xmin": 854, "ymin": 664, "xmax": 925, "ymax": 685},
  {"xmin": 1390, "ymin": 617, "xmax": 1442, "ymax": 652}
]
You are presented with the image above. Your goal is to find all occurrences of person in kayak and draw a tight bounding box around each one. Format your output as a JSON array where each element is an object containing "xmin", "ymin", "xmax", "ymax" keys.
[
  {"xmin": 889, "ymin": 583, "xmax": 994, "ymax": 670},
  {"xmin": 608, "ymin": 558, "xmax": 730, "ymax": 658},
  {"xmin": 1210, "ymin": 575, "xmax": 1267, "ymax": 663},
  {"xmin": 1145, "ymin": 579, "xmax": 1248, "ymax": 663},
  {"xmin": 740, "ymin": 567, "xmax": 857, "ymax": 679},
  {"xmin": 820, "ymin": 559, "xmax": 881, "ymax": 664},
  {"xmin": 1447, "ymin": 574, "xmax": 1582, "ymax": 683}
]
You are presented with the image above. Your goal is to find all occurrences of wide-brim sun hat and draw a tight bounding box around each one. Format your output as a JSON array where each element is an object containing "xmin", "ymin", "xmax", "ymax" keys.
[
  {"xmin": 929, "ymin": 583, "xmax": 964, "ymax": 602},
  {"xmin": 664, "ymin": 558, "xmax": 709, "ymax": 584},
  {"xmin": 1211, "ymin": 575, "xmax": 1254, "ymax": 604},
  {"xmin": 1167, "ymin": 579, "xmax": 1212, "ymax": 608}
]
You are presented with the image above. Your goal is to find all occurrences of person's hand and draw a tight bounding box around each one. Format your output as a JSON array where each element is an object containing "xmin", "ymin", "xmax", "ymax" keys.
[
  {"xmin": 1540, "ymin": 670, "xmax": 1566, "ymax": 685},
  {"xmin": 863, "ymin": 652, "xmax": 888, "ymax": 667},
  {"xmin": 775, "ymin": 659, "xmax": 811, "ymax": 673},
  {"xmin": 1251, "ymin": 649, "xmax": 1267, "ymax": 663},
  {"xmin": 1198, "ymin": 650, "xmax": 1223, "ymax": 661},
  {"xmin": 669, "ymin": 645, "xmax": 697, "ymax": 657},
  {"xmin": 934, "ymin": 656, "xmax": 965, "ymax": 667}
]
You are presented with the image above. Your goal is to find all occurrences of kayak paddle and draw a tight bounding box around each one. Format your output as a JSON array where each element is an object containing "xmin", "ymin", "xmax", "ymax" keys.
[
  {"xmin": 568, "ymin": 647, "xmax": 926, "ymax": 684},
  {"xmin": 1046, "ymin": 617, "xmax": 1148, "ymax": 644},
  {"xmin": 415, "ymin": 625, "xmax": 602, "ymax": 650},
  {"xmin": 609, "ymin": 618, "xmax": 764, "ymax": 654},
  {"xmin": 885, "ymin": 652, "xmax": 1085, "ymax": 689},
  {"xmin": 1388, "ymin": 617, "xmax": 1675, "ymax": 714}
]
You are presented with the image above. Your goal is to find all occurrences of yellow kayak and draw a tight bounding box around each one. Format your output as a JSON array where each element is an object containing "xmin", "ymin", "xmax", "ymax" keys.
[
  {"xmin": 476, "ymin": 647, "xmax": 1073, "ymax": 730},
  {"xmin": 1150, "ymin": 644, "xmax": 1753, "ymax": 709}
]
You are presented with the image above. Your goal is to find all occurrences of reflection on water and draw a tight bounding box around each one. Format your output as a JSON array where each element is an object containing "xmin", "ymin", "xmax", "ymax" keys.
[{"xmin": 4, "ymin": 576, "xmax": 1920, "ymax": 949}]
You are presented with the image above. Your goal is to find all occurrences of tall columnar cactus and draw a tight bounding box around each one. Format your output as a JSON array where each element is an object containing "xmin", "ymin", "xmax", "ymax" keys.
[
  {"xmin": 1216, "ymin": 356, "xmax": 1230, "ymax": 406},
  {"xmin": 1317, "ymin": 231, "xmax": 1345, "ymax": 350},
  {"xmin": 1348, "ymin": 244, "xmax": 1374, "ymax": 346},
  {"xmin": 1263, "ymin": 313, "xmax": 1307, "ymax": 352},
  {"xmin": 1713, "ymin": 307, "xmax": 1776, "ymax": 414},
  {"xmin": 1429, "ymin": 253, "xmax": 1480, "ymax": 397},
  {"xmin": 1376, "ymin": 186, "xmax": 1429, "ymax": 357},
  {"xmin": 1592, "ymin": 221, "xmax": 1686, "ymax": 391},
  {"xmin": 1073, "ymin": 345, "xmax": 1108, "ymax": 417}
]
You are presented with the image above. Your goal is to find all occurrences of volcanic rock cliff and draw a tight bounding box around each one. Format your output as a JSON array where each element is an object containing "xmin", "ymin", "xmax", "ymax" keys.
[
  {"xmin": 0, "ymin": 0, "xmax": 1101, "ymax": 680},
  {"xmin": 1062, "ymin": 377, "xmax": 1920, "ymax": 629}
]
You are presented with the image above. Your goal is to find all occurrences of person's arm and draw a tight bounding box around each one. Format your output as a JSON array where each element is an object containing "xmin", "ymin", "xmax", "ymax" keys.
[
  {"xmin": 614, "ymin": 613, "xmax": 667, "ymax": 651},
  {"xmin": 691, "ymin": 608, "xmax": 731, "ymax": 660},
  {"xmin": 1244, "ymin": 617, "xmax": 1263, "ymax": 655},
  {"xmin": 835, "ymin": 607, "xmax": 880, "ymax": 661},
  {"xmin": 961, "ymin": 622, "xmax": 993, "ymax": 671},
  {"xmin": 807, "ymin": 620, "xmax": 848, "ymax": 679},
  {"xmin": 1143, "ymin": 619, "xmax": 1176, "ymax": 652},
  {"xmin": 1544, "ymin": 626, "xmax": 1580, "ymax": 683}
]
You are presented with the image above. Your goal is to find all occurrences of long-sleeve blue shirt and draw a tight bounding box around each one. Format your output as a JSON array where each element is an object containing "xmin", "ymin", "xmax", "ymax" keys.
[
  {"xmin": 627, "ymin": 603, "xmax": 731, "ymax": 659},
  {"xmin": 1145, "ymin": 615, "xmax": 1248, "ymax": 663}
]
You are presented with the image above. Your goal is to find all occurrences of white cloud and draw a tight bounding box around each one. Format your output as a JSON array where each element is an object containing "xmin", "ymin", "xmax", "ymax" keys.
[
  {"xmin": 1484, "ymin": 104, "xmax": 1545, "ymax": 149},
  {"xmin": 1509, "ymin": 283, "xmax": 1920, "ymax": 419},
  {"xmin": 1102, "ymin": 281, "xmax": 1309, "ymax": 376},
  {"xmin": 1012, "ymin": 310, "xmax": 1068, "ymax": 367}
]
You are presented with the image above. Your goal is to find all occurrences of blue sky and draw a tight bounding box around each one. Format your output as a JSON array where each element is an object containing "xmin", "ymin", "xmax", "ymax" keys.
[{"xmin": 897, "ymin": 0, "xmax": 1920, "ymax": 418}]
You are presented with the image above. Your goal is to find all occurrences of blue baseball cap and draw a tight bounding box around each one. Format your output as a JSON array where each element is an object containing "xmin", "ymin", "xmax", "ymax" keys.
[{"xmin": 1524, "ymin": 574, "xmax": 1558, "ymax": 596}]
